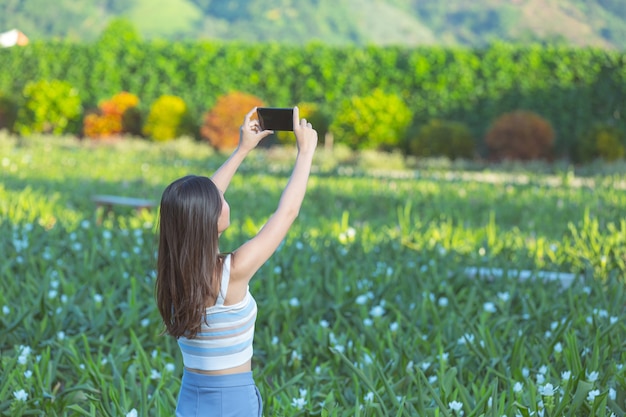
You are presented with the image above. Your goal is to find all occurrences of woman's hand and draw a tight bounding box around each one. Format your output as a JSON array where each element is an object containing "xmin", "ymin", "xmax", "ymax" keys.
[
  {"xmin": 239, "ymin": 107, "xmax": 273, "ymax": 152},
  {"xmin": 293, "ymin": 106, "xmax": 318, "ymax": 155}
]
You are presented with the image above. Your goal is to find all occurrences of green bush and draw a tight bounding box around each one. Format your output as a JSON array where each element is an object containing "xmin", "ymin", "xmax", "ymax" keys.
[
  {"xmin": 574, "ymin": 124, "xmax": 626, "ymax": 163},
  {"xmin": 0, "ymin": 93, "xmax": 18, "ymax": 133},
  {"xmin": 405, "ymin": 119, "xmax": 476, "ymax": 160},
  {"xmin": 143, "ymin": 95, "xmax": 193, "ymax": 142},
  {"xmin": 15, "ymin": 80, "xmax": 82, "ymax": 136},
  {"xmin": 330, "ymin": 89, "xmax": 412, "ymax": 150}
]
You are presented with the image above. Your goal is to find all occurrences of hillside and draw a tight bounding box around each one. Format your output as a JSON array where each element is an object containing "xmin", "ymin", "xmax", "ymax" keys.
[{"xmin": 1, "ymin": 0, "xmax": 625, "ymax": 49}]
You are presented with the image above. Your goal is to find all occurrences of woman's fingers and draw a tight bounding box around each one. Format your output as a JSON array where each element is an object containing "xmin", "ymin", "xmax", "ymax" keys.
[{"xmin": 244, "ymin": 107, "xmax": 257, "ymax": 124}]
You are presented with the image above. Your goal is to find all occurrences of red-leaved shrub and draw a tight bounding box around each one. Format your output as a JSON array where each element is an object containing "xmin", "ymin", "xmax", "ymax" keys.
[{"xmin": 485, "ymin": 110, "xmax": 555, "ymax": 161}]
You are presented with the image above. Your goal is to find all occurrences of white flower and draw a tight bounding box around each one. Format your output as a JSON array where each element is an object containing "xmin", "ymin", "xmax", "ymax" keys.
[
  {"xmin": 291, "ymin": 397, "xmax": 307, "ymax": 409},
  {"xmin": 497, "ymin": 292, "xmax": 510, "ymax": 302},
  {"xmin": 538, "ymin": 365, "xmax": 548, "ymax": 375},
  {"xmin": 561, "ymin": 371, "xmax": 571, "ymax": 381},
  {"xmin": 438, "ymin": 297, "xmax": 449, "ymax": 307},
  {"xmin": 93, "ymin": 294, "xmax": 103, "ymax": 303},
  {"xmin": 513, "ymin": 382, "xmax": 523, "ymax": 393},
  {"xmin": 363, "ymin": 318, "xmax": 373, "ymax": 326},
  {"xmin": 57, "ymin": 331, "xmax": 66, "ymax": 341},
  {"xmin": 610, "ymin": 316, "xmax": 618, "ymax": 324},
  {"xmin": 522, "ymin": 367, "xmax": 530, "ymax": 378},
  {"xmin": 102, "ymin": 230, "xmax": 112, "ymax": 240},
  {"xmin": 126, "ymin": 409, "xmax": 138, "ymax": 417},
  {"xmin": 355, "ymin": 294, "xmax": 368, "ymax": 305},
  {"xmin": 587, "ymin": 389, "xmax": 600, "ymax": 402},
  {"xmin": 609, "ymin": 388, "xmax": 616, "ymax": 400},
  {"xmin": 369, "ymin": 305, "xmax": 385, "ymax": 317},
  {"xmin": 273, "ymin": 266, "xmax": 282, "ymax": 274},
  {"xmin": 150, "ymin": 369, "xmax": 161, "ymax": 380},
  {"xmin": 291, "ymin": 350, "xmax": 302, "ymax": 362},
  {"xmin": 539, "ymin": 383, "xmax": 556, "ymax": 397},
  {"xmin": 390, "ymin": 322, "xmax": 399, "ymax": 332},
  {"xmin": 554, "ymin": 342, "xmax": 563, "ymax": 353},
  {"xmin": 81, "ymin": 220, "xmax": 90, "ymax": 229},
  {"xmin": 449, "ymin": 400, "xmax": 463, "ymax": 411},
  {"xmin": 536, "ymin": 374, "xmax": 545, "ymax": 384},
  {"xmin": 165, "ymin": 363, "xmax": 175, "ymax": 372},
  {"xmin": 24, "ymin": 370, "xmax": 32, "ymax": 378},
  {"xmin": 2, "ymin": 305, "xmax": 9, "ymax": 315},
  {"xmin": 315, "ymin": 366, "xmax": 321, "ymax": 374},
  {"xmin": 364, "ymin": 391, "xmax": 374, "ymax": 403},
  {"xmin": 483, "ymin": 302, "xmax": 497, "ymax": 313},
  {"xmin": 48, "ymin": 290, "xmax": 58, "ymax": 299},
  {"xmin": 586, "ymin": 370, "xmax": 599, "ymax": 382},
  {"xmin": 13, "ymin": 389, "xmax": 28, "ymax": 401},
  {"xmin": 141, "ymin": 318, "xmax": 150, "ymax": 327},
  {"xmin": 319, "ymin": 319, "xmax": 329, "ymax": 328},
  {"xmin": 271, "ymin": 336, "xmax": 279, "ymax": 345},
  {"xmin": 420, "ymin": 361, "xmax": 430, "ymax": 371},
  {"xmin": 289, "ymin": 297, "xmax": 300, "ymax": 307}
]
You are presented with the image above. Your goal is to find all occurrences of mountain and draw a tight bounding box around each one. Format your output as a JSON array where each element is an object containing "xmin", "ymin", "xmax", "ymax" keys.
[{"xmin": 1, "ymin": 0, "xmax": 625, "ymax": 49}]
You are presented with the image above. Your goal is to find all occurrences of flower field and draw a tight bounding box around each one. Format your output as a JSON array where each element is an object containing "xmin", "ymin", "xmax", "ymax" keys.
[{"xmin": 1, "ymin": 134, "xmax": 625, "ymax": 416}]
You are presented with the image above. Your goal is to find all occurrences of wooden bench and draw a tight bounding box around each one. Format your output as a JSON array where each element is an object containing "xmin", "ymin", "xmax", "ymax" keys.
[{"xmin": 92, "ymin": 195, "xmax": 156, "ymax": 222}]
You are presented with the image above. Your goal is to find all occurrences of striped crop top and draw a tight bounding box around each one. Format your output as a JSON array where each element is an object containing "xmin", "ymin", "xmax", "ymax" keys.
[{"xmin": 177, "ymin": 255, "xmax": 258, "ymax": 371}]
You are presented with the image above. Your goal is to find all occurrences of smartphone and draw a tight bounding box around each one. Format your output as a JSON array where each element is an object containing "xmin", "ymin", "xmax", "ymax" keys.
[{"xmin": 257, "ymin": 107, "xmax": 293, "ymax": 131}]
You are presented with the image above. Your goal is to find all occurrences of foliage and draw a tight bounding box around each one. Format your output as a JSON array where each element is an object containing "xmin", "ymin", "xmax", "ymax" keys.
[
  {"xmin": 0, "ymin": 42, "xmax": 625, "ymax": 159},
  {"xmin": 14, "ymin": 80, "xmax": 82, "ymax": 136},
  {"xmin": 574, "ymin": 123, "xmax": 626, "ymax": 163},
  {"xmin": 83, "ymin": 92, "xmax": 141, "ymax": 139},
  {"xmin": 405, "ymin": 119, "xmax": 476, "ymax": 160},
  {"xmin": 143, "ymin": 95, "xmax": 193, "ymax": 142},
  {"xmin": 1, "ymin": 136, "xmax": 626, "ymax": 416},
  {"xmin": 200, "ymin": 91, "xmax": 265, "ymax": 151},
  {"xmin": 0, "ymin": 93, "xmax": 18, "ymax": 132},
  {"xmin": 485, "ymin": 110, "xmax": 556, "ymax": 161},
  {"xmin": 330, "ymin": 89, "xmax": 412, "ymax": 150},
  {"xmin": 98, "ymin": 17, "xmax": 142, "ymax": 45}
]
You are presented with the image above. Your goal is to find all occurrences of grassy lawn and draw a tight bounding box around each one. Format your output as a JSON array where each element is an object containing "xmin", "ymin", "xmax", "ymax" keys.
[{"xmin": 1, "ymin": 133, "xmax": 625, "ymax": 416}]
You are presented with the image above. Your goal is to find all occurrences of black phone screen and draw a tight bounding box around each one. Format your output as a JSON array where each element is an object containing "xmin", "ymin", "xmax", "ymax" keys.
[{"xmin": 257, "ymin": 107, "xmax": 293, "ymax": 131}]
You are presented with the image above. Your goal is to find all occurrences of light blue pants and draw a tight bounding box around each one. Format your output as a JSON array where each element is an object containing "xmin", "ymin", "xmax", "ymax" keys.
[{"xmin": 176, "ymin": 369, "xmax": 263, "ymax": 417}]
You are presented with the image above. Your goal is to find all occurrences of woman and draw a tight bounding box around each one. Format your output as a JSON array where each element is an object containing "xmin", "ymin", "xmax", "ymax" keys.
[{"xmin": 155, "ymin": 106, "xmax": 318, "ymax": 416}]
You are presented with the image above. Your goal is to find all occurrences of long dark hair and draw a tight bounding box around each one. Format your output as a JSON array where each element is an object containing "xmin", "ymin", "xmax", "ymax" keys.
[{"xmin": 155, "ymin": 175, "xmax": 225, "ymax": 339}]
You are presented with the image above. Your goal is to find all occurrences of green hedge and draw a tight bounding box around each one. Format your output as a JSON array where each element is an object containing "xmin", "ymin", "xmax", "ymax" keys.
[{"xmin": 0, "ymin": 41, "xmax": 624, "ymax": 157}]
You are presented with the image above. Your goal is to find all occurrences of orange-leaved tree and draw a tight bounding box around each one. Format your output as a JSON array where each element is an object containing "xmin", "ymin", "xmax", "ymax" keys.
[{"xmin": 201, "ymin": 92, "xmax": 265, "ymax": 151}]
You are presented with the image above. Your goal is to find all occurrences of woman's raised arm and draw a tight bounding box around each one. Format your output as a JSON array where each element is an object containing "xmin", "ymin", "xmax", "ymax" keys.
[
  {"xmin": 210, "ymin": 107, "xmax": 273, "ymax": 193},
  {"xmin": 231, "ymin": 106, "xmax": 318, "ymax": 283}
]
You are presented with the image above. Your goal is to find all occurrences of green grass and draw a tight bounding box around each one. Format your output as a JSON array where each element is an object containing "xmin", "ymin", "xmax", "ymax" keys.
[{"xmin": 1, "ymin": 133, "xmax": 625, "ymax": 416}]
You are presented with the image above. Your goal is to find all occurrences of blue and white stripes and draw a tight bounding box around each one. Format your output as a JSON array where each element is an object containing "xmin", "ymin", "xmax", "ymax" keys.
[{"xmin": 178, "ymin": 255, "xmax": 258, "ymax": 371}]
